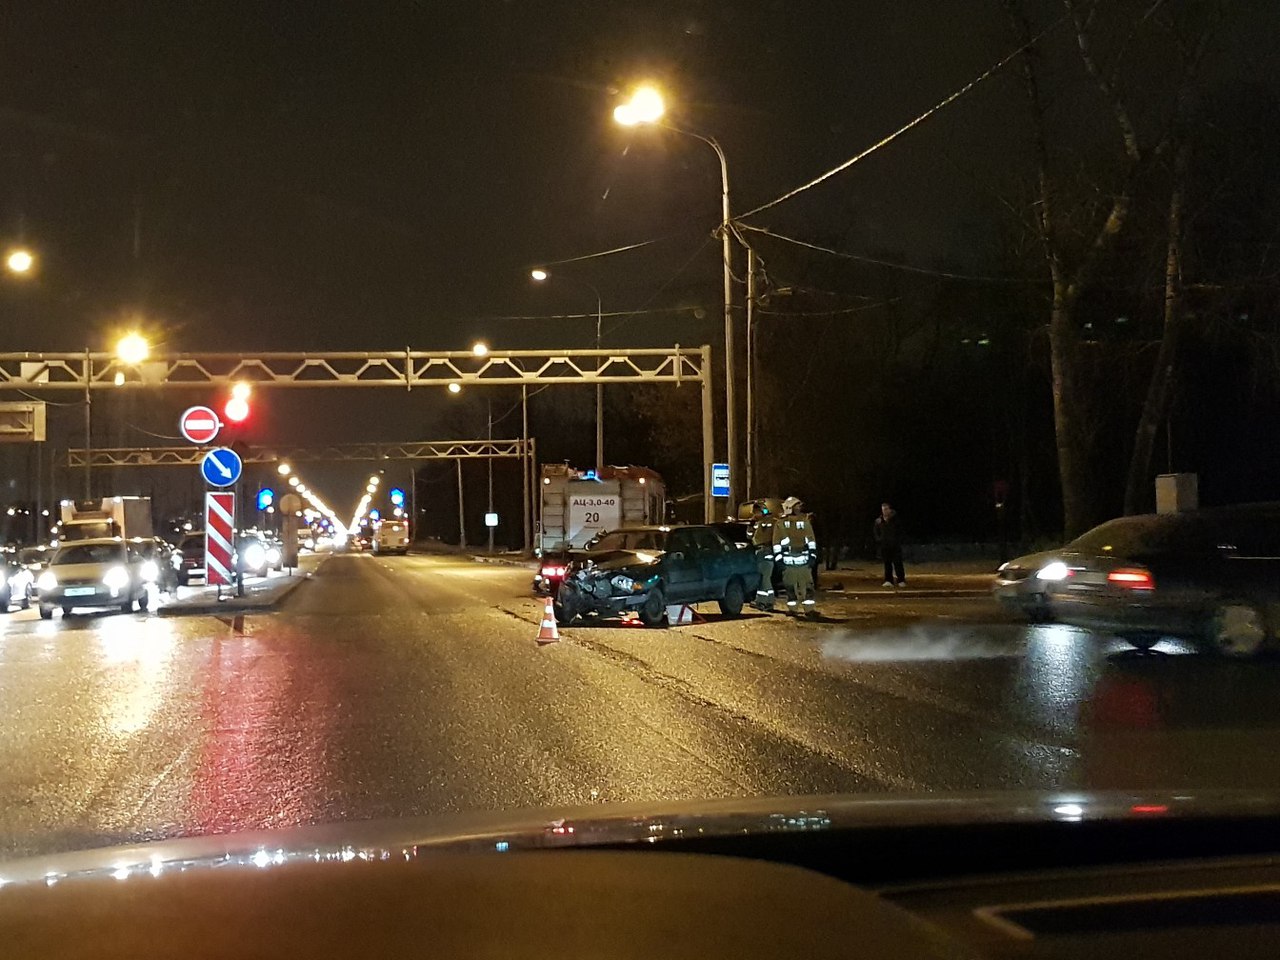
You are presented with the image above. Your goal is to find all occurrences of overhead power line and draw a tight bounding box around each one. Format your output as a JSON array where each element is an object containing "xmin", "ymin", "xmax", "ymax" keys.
[
  {"xmin": 531, "ymin": 225, "xmax": 709, "ymax": 268},
  {"xmin": 736, "ymin": 12, "xmax": 1069, "ymax": 221},
  {"xmin": 739, "ymin": 223, "xmax": 1046, "ymax": 284}
]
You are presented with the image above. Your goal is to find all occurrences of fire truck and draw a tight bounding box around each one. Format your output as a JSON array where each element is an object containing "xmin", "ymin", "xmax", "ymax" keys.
[{"xmin": 534, "ymin": 465, "xmax": 666, "ymax": 595}]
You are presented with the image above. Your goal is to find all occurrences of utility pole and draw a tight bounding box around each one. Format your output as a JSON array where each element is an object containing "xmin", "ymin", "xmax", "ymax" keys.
[
  {"xmin": 745, "ymin": 244, "xmax": 757, "ymax": 501},
  {"xmin": 487, "ymin": 397, "xmax": 494, "ymax": 554},
  {"xmin": 456, "ymin": 458, "xmax": 466, "ymax": 549}
]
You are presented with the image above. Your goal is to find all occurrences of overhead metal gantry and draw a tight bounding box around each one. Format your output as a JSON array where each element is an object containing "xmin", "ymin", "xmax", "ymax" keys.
[
  {"xmin": 62, "ymin": 439, "xmax": 535, "ymax": 469},
  {"xmin": 0, "ymin": 346, "xmax": 707, "ymax": 389},
  {"xmin": 2, "ymin": 346, "xmax": 717, "ymax": 522}
]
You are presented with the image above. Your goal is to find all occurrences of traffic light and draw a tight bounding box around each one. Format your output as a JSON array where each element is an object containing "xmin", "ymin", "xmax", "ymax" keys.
[
  {"xmin": 257, "ymin": 488, "xmax": 274, "ymax": 511},
  {"xmin": 224, "ymin": 381, "xmax": 251, "ymax": 423},
  {"xmin": 389, "ymin": 487, "xmax": 405, "ymax": 507}
]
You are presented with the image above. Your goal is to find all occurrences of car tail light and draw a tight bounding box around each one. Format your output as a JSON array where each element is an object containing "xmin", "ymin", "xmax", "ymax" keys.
[
  {"xmin": 542, "ymin": 565, "xmax": 567, "ymax": 578},
  {"xmin": 1108, "ymin": 568, "xmax": 1155, "ymax": 590}
]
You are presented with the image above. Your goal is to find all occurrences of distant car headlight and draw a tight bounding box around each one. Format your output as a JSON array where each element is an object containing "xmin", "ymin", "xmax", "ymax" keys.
[
  {"xmin": 102, "ymin": 565, "xmax": 131, "ymax": 590},
  {"xmin": 242, "ymin": 542, "xmax": 267, "ymax": 570},
  {"xmin": 170, "ymin": 552, "xmax": 183, "ymax": 569},
  {"xmin": 37, "ymin": 570, "xmax": 57, "ymax": 592},
  {"xmin": 266, "ymin": 547, "xmax": 281, "ymax": 565},
  {"xmin": 997, "ymin": 561, "xmax": 1009, "ymax": 573},
  {"xmin": 1035, "ymin": 561, "xmax": 1070, "ymax": 582},
  {"xmin": 140, "ymin": 560, "xmax": 160, "ymax": 583}
]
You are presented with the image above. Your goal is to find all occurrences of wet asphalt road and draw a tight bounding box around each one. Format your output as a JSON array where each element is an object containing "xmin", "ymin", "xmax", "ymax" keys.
[{"xmin": 3, "ymin": 551, "xmax": 1280, "ymax": 859}]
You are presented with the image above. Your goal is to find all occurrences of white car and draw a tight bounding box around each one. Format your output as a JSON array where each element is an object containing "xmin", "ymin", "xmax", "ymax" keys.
[{"xmin": 36, "ymin": 538, "xmax": 154, "ymax": 619}]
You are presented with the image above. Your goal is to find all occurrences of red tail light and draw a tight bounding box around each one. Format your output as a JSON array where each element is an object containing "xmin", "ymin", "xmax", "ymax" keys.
[
  {"xmin": 542, "ymin": 565, "xmax": 567, "ymax": 578},
  {"xmin": 1108, "ymin": 568, "xmax": 1155, "ymax": 590}
]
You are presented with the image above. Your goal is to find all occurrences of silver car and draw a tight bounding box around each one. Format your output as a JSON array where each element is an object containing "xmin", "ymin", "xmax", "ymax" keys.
[
  {"xmin": 993, "ymin": 549, "xmax": 1064, "ymax": 622},
  {"xmin": 36, "ymin": 538, "xmax": 152, "ymax": 619}
]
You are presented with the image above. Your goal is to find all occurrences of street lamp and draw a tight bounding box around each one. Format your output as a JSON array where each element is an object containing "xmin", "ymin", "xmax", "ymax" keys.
[
  {"xmin": 115, "ymin": 331, "xmax": 150, "ymax": 366},
  {"xmin": 472, "ymin": 341, "xmax": 489, "ymax": 357},
  {"xmin": 277, "ymin": 463, "xmax": 292, "ymax": 476},
  {"xmin": 615, "ymin": 84, "xmax": 738, "ymax": 513},
  {"xmin": 4, "ymin": 248, "xmax": 34, "ymax": 275},
  {"xmin": 448, "ymin": 382, "xmax": 462, "ymax": 395},
  {"xmin": 531, "ymin": 268, "xmax": 604, "ymax": 473}
]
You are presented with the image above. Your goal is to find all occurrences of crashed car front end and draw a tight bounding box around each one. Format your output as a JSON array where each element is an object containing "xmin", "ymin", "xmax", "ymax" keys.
[{"xmin": 558, "ymin": 554, "xmax": 662, "ymax": 618}]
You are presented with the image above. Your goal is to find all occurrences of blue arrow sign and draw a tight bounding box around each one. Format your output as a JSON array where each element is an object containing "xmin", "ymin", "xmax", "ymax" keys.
[{"xmin": 201, "ymin": 447, "xmax": 243, "ymax": 488}]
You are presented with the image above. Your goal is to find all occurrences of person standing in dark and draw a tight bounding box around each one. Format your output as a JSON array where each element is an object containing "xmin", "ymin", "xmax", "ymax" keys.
[{"xmin": 873, "ymin": 502, "xmax": 905, "ymax": 587}]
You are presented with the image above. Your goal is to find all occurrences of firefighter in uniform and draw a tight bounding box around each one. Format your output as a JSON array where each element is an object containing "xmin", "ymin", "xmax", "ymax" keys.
[
  {"xmin": 747, "ymin": 502, "xmax": 779, "ymax": 611},
  {"xmin": 774, "ymin": 496, "xmax": 818, "ymax": 618}
]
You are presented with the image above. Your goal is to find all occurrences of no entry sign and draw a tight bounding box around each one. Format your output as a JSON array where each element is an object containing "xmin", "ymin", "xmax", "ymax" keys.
[
  {"xmin": 180, "ymin": 405, "xmax": 222, "ymax": 444},
  {"xmin": 205, "ymin": 492, "xmax": 235, "ymax": 587}
]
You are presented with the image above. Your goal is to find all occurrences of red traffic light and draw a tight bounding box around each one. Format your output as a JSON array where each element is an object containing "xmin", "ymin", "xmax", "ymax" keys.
[{"xmin": 224, "ymin": 396, "xmax": 250, "ymax": 423}]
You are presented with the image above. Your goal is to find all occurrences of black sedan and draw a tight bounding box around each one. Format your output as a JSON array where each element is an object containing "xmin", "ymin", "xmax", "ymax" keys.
[
  {"xmin": 1045, "ymin": 502, "xmax": 1280, "ymax": 657},
  {"xmin": 554, "ymin": 525, "xmax": 761, "ymax": 627}
]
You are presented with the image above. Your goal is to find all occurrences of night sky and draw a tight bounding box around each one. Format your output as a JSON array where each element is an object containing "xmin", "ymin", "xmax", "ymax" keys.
[{"xmin": 2, "ymin": 1, "xmax": 1277, "ymax": 537}]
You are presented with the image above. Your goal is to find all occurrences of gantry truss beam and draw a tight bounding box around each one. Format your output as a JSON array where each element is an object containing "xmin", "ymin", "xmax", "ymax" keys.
[
  {"xmin": 0, "ymin": 346, "xmax": 707, "ymax": 390},
  {"xmin": 63, "ymin": 439, "xmax": 535, "ymax": 469}
]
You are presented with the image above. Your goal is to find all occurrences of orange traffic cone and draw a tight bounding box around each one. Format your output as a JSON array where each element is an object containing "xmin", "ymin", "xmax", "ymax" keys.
[{"xmin": 537, "ymin": 596, "xmax": 560, "ymax": 644}]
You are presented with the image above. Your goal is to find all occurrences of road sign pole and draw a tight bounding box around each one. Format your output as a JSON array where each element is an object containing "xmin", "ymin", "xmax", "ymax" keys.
[{"xmin": 235, "ymin": 480, "xmax": 244, "ymax": 598}]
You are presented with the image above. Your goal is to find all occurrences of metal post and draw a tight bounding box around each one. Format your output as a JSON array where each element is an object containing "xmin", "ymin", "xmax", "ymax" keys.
[
  {"xmin": 745, "ymin": 243, "xmax": 756, "ymax": 501},
  {"xmin": 456, "ymin": 458, "xmax": 466, "ymax": 549},
  {"xmin": 409, "ymin": 463, "xmax": 417, "ymax": 546},
  {"xmin": 595, "ymin": 306, "xmax": 604, "ymax": 474},
  {"xmin": 487, "ymin": 398, "xmax": 494, "ymax": 554},
  {"xmin": 701, "ymin": 344, "xmax": 715, "ymax": 522},
  {"xmin": 714, "ymin": 142, "xmax": 737, "ymax": 510},
  {"xmin": 521, "ymin": 385, "xmax": 531, "ymax": 555},
  {"xmin": 83, "ymin": 349, "xmax": 92, "ymax": 498}
]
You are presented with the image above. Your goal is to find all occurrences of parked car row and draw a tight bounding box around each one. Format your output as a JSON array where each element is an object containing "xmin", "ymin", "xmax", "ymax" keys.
[
  {"xmin": 995, "ymin": 502, "xmax": 1280, "ymax": 658},
  {"xmin": 3, "ymin": 528, "xmax": 290, "ymax": 617}
]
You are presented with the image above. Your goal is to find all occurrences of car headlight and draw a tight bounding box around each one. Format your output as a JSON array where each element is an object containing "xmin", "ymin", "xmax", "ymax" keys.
[
  {"xmin": 1035, "ymin": 561, "xmax": 1070, "ymax": 582},
  {"xmin": 611, "ymin": 575, "xmax": 636, "ymax": 591},
  {"xmin": 37, "ymin": 570, "xmax": 57, "ymax": 592},
  {"xmin": 140, "ymin": 560, "xmax": 160, "ymax": 583},
  {"xmin": 170, "ymin": 552, "xmax": 183, "ymax": 569},
  {"xmin": 103, "ymin": 565, "xmax": 131, "ymax": 590},
  {"xmin": 243, "ymin": 543, "xmax": 266, "ymax": 569},
  {"xmin": 266, "ymin": 547, "xmax": 281, "ymax": 565}
]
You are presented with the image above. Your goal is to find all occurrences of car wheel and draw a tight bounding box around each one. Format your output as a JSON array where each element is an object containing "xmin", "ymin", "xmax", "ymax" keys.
[
  {"xmin": 639, "ymin": 587, "xmax": 667, "ymax": 627},
  {"xmin": 1208, "ymin": 602, "xmax": 1267, "ymax": 658},
  {"xmin": 19, "ymin": 594, "xmax": 30, "ymax": 610},
  {"xmin": 39, "ymin": 604, "xmax": 54, "ymax": 620},
  {"xmin": 62, "ymin": 606, "xmax": 73, "ymax": 617},
  {"xmin": 718, "ymin": 578, "xmax": 745, "ymax": 617},
  {"xmin": 137, "ymin": 590, "xmax": 150, "ymax": 612},
  {"xmin": 552, "ymin": 593, "xmax": 577, "ymax": 627},
  {"xmin": 0, "ymin": 590, "xmax": 10, "ymax": 613},
  {"xmin": 120, "ymin": 598, "xmax": 134, "ymax": 613},
  {"xmin": 1118, "ymin": 632, "xmax": 1161, "ymax": 652}
]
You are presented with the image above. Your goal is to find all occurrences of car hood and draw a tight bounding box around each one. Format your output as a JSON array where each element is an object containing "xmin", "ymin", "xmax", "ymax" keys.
[
  {"xmin": 47, "ymin": 561, "xmax": 123, "ymax": 580},
  {"xmin": 575, "ymin": 550, "xmax": 664, "ymax": 575},
  {"xmin": 2, "ymin": 790, "xmax": 1278, "ymax": 883}
]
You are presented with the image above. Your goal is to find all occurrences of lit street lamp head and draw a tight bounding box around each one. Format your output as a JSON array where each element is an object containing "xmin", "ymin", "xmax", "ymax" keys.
[
  {"xmin": 448, "ymin": 382, "xmax": 462, "ymax": 394},
  {"xmin": 530, "ymin": 269, "xmax": 548, "ymax": 282},
  {"xmin": 4, "ymin": 248, "xmax": 34, "ymax": 275},
  {"xmin": 614, "ymin": 85, "xmax": 665, "ymax": 127},
  {"xmin": 472, "ymin": 342, "xmax": 489, "ymax": 357},
  {"xmin": 115, "ymin": 331, "xmax": 150, "ymax": 365}
]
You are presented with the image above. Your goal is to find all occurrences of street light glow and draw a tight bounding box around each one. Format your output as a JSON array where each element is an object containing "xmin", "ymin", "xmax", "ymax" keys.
[
  {"xmin": 277, "ymin": 463, "xmax": 292, "ymax": 476},
  {"xmin": 231, "ymin": 381, "xmax": 252, "ymax": 401},
  {"xmin": 4, "ymin": 248, "xmax": 34, "ymax": 274},
  {"xmin": 115, "ymin": 332, "xmax": 150, "ymax": 365},
  {"xmin": 614, "ymin": 85, "xmax": 665, "ymax": 126},
  {"xmin": 530, "ymin": 269, "xmax": 548, "ymax": 282},
  {"xmin": 448, "ymin": 382, "xmax": 462, "ymax": 394},
  {"xmin": 472, "ymin": 342, "xmax": 488, "ymax": 357}
]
